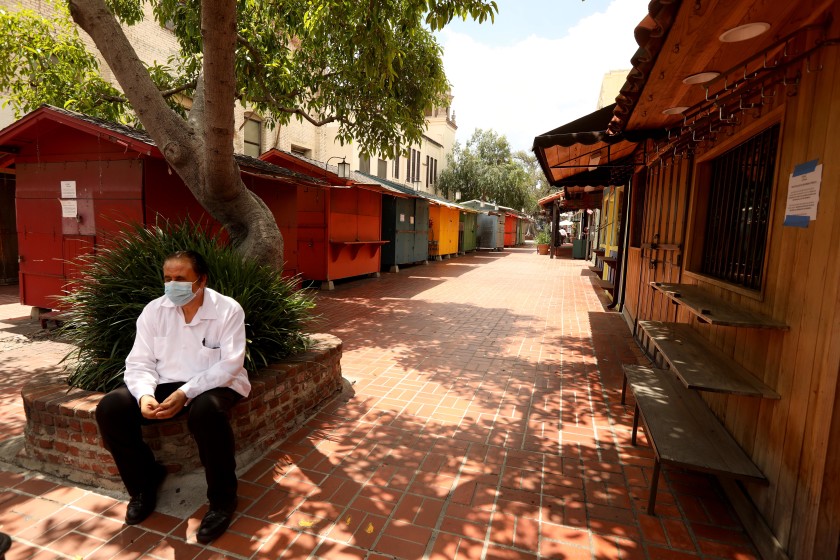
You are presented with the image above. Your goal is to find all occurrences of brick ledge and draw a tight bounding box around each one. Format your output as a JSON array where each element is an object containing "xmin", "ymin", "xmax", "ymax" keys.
[{"xmin": 19, "ymin": 333, "xmax": 342, "ymax": 488}]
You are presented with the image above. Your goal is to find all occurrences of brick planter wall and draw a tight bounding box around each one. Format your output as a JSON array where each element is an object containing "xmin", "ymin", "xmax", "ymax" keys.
[{"xmin": 18, "ymin": 333, "xmax": 342, "ymax": 489}]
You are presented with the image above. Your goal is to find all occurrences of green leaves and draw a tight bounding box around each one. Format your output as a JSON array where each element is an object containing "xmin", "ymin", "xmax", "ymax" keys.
[
  {"xmin": 0, "ymin": 0, "xmax": 497, "ymax": 159},
  {"xmin": 437, "ymin": 129, "xmax": 538, "ymax": 211},
  {"xmin": 60, "ymin": 219, "xmax": 314, "ymax": 393}
]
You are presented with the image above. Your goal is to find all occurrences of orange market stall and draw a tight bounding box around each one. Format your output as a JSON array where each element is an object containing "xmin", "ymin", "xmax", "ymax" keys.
[{"xmin": 261, "ymin": 149, "xmax": 403, "ymax": 289}]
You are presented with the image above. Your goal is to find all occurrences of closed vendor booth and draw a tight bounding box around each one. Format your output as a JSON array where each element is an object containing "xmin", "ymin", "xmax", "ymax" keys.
[
  {"xmin": 261, "ymin": 150, "xmax": 395, "ymax": 289},
  {"xmin": 354, "ymin": 173, "xmax": 430, "ymax": 273},
  {"xmin": 459, "ymin": 210, "xmax": 477, "ymax": 254},
  {"xmin": 462, "ymin": 200, "xmax": 505, "ymax": 251},
  {"xmin": 428, "ymin": 203, "xmax": 460, "ymax": 259},
  {"xmin": 1, "ymin": 106, "xmax": 306, "ymax": 310}
]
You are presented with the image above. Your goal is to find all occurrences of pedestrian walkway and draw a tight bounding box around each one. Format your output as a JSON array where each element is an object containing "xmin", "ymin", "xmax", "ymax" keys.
[{"xmin": 0, "ymin": 247, "xmax": 759, "ymax": 559}]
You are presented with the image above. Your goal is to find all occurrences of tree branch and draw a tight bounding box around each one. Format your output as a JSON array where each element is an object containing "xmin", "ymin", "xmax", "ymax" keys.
[
  {"xmin": 274, "ymin": 106, "xmax": 341, "ymax": 127},
  {"xmin": 236, "ymin": 33, "xmax": 264, "ymax": 67},
  {"xmin": 95, "ymin": 80, "xmax": 198, "ymax": 105},
  {"xmin": 68, "ymin": 0, "xmax": 195, "ymax": 167}
]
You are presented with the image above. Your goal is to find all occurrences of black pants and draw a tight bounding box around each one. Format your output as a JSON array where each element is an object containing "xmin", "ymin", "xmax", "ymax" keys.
[{"xmin": 96, "ymin": 383, "xmax": 241, "ymax": 510}]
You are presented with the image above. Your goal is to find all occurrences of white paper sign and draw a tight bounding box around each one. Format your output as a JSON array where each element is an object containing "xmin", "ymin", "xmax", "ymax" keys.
[
  {"xmin": 60, "ymin": 199, "xmax": 78, "ymax": 218},
  {"xmin": 410, "ymin": 216, "xmax": 415, "ymax": 225},
  {"xmin": 61, "ymin": 180, "xmax": 77, "ymax": 199},
  {"xmin": 784, "ymin": 161, "xmax": 822, "ymax": 227},
  {"xmin": 400, "ymin": 213, "xmax": 405, "ymax": 222}
]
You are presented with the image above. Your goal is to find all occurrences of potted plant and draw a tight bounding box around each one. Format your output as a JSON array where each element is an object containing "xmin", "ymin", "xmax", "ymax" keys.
[{"xmin": 536, "ymin": 230, "xmax": 551, "ymax": 255}]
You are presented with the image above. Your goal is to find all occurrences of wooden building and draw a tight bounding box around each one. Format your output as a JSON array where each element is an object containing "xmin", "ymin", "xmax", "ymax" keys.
[
  {"xmin": 260, "ymin": 149, "xmax": 403, "ymax": 290},
  {"xmin": 0, "ymin": 106, "xmax": 316, "ymax": 309},
  {"xmin": 535, "ymin": 0, "xmax": 840, "ymax": 558}
]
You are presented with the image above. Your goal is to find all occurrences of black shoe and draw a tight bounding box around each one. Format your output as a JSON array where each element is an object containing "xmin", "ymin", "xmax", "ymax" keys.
[
  {"xmin": 196, "ymin": 503, "xmax": 236, "ymax": 544},
  {"xmin": 125, "ymin": 464, "xmax": 167, "ymax": 525},
  {"xmin": 0, "ymin": 532, "xmax": 11, "ymax": 559}
]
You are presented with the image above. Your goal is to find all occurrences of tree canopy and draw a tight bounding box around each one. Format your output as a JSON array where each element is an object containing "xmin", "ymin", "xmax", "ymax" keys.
[
  {"xmin": 437, "ymin": 128, "xmax": 545, "ymax": 213},
  {"xmin": 0, "ymin": 0, "xmax": 498, "ymax": 267}
]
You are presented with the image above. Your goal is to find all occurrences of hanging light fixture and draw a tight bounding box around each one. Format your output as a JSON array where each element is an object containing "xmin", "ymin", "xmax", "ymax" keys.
[
  {"xmin": 683, "ymin": 71, "xmax": 721, "ymax": 85},
  {"xmin": 719, "ymin": 22, "xmax": 770, "ymax": 43},
  {"xmin": 325, "ymin": 156, "xmax": 350, "ymax": 179}
]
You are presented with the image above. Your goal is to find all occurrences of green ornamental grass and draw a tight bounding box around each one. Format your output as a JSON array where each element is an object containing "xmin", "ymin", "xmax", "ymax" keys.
[{"xmin": 60, "ymin": 220, "xmax": 315, "ymax": 393}]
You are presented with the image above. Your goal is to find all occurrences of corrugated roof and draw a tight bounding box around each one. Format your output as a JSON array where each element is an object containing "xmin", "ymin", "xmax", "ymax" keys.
[{"xmin": 354, "ymin": 172, "xmax": 473, "ymax": 210}]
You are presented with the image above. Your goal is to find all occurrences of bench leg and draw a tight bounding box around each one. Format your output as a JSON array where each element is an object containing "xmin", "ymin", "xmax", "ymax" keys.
[
  {"xmin": 631, "ymin": 404, "xmax": 640, "ymax": 445},
  {"xmin": 621, "ymin": 373, "xmax": 627, "ymax": 404},
  {"xmin": 647, "ymin": 457, "xmax": 661, "ymax": 515}
]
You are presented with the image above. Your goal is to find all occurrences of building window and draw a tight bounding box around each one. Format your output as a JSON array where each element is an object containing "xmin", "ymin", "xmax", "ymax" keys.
[
  {"xmin": 424, "ymin": 156, "xmax": 439, "ymax": 188},
  {"xmin": 407, "ymin": 149, "xmax": 421, "ymax": 184},
  {"xmin": 698, "ymin": 124, "xmax": 779, "ymax": 290},
  {"xmin": 393, "ymin": 154, "xmax": 400, "ymax": 179},
  {"xmin": 359, "ymin": 155, "xmax": 371, "ymax": 174},
  {"xmin": 377, "ymin": 158, "xmax": 387, "ymax": 179},
  {"xmin": 290, "ymin": 145, "xmax": 311, "ymax": 158},
  {"xmin": 243, "ymin": 118, "xmax": 262, "ymax": 158}
]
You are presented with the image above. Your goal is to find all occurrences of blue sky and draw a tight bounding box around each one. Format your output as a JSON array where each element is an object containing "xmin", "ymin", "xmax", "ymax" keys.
[{"xmin": 436, "ymin": 0, "xmax": 650, "ymax": 152}]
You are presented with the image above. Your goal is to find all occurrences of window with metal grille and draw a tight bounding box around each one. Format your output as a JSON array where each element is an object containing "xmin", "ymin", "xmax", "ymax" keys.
[
  {"xmin": 701, "ymin": 124, "xmax": 779, "ymax": 289},
  {"xmin": 377, "ymin": 158, "xmax": 387, "ymax": 179}
]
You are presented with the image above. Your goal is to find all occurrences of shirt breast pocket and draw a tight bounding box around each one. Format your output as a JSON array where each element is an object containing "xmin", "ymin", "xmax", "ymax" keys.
[{"xmin": 200, "ymin": 346, "xmax": 222, "ymax": 369}]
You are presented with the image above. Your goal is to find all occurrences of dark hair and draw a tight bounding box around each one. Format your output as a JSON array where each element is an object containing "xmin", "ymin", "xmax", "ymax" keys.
[{"xmin": 165, "ymin": 250, "xmax": 209, "ymax": 281}]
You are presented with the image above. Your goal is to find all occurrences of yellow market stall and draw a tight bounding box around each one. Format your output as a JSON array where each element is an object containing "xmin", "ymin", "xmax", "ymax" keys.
[{"xmin": 428, "ymin": 202, "xmax": 460, "ymax": 259}]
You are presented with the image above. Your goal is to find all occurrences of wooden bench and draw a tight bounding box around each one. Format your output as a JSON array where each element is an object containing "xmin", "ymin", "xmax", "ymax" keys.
[
  {"xmin": 650, "ymin": 282, "xmax": 788, "ymax": 329},
  {"xmin": 623, "ymin": 364, "xmax": 767, "ymax": 514},
  {"xmin": 631, "ymin": 320, "xmax": 780, "ymax": 400}
]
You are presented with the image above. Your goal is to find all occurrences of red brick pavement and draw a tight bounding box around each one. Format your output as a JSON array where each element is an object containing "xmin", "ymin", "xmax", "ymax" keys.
[{"xmin": 0, "ymin": 249, "xmax": 759, "ymax": 559}]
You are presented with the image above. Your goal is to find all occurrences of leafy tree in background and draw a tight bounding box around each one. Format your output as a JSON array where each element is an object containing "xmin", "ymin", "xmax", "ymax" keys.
[
  {"xmin": 513, "ymin": 150, "xmax": 551, "ymax": 215},
  {"xmin": 0, "ymin": 0, "xmax": 497, "ymax": 269},
  {"xmin": 438, "ymin": 128, "xmax": 538, "ymax": 211}
]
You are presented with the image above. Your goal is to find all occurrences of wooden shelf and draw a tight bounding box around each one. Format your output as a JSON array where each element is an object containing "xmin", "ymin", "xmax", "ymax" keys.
[
  {"xmin": 330, "ymin": 240, "xmax": 389, "ymax": 245},
  {"xmin": 639, "ymin": 321, "xmax": 780, "ymax": 399},
  {"xmin": 589, "ymin": 266, "xmax": 603, "ymax": 274},
  {"xmin": 596, "ymin": 278, "xmax": 614, "ymax": 290},
  {"xmin": 650, "ymin": 282, "xmax": 788, "ymax": 329},
  {"xmin": 593, "ymin": 248, "xmax": 606, "ymax": 256},
  {"xmin": 602, "ymin": 257, "xmax": 618, "ymax": 267}
]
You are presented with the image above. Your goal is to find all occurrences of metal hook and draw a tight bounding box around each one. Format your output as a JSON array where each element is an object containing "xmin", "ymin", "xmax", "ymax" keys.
[
  {"xmin": 760, "ymin": 84, "xmax": 776, "ymax": 99},
  {"xmin": 739, "ymin": 96, "xmax": 757, "ymax": 110},
  {"xmin": 782, "ymin": 72, "xmax": 801, "ymax": 87},
  {"xmin": 691, "ymin": 129, "xmax": 704, "ymax": 142},
  {"xmin": 806, "ymin": 56, "xmax": 823, "ymax": 73}
]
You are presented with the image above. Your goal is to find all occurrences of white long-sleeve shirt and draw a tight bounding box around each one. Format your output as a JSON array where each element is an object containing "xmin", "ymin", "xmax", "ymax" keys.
[{"xmin": 124, "ymin": 287, "xmax": 251, "ymax": 402}]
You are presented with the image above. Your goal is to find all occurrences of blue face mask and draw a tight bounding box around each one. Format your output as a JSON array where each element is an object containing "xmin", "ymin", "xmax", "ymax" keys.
[{"xmin": 164, "ymin": 280, "xmax": 198, "ymax": 306}]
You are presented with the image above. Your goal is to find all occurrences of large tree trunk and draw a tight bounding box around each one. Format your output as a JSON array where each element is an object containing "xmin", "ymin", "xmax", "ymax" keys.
[{"xmin": 68, "ymin": 0, "xmax": 284, "ymax": 268}]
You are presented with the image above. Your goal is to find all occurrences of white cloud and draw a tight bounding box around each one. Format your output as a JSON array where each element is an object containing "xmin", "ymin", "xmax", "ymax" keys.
[{"xmin": 439, "ymin": 0, "xmax": 649, "ymax": 152}]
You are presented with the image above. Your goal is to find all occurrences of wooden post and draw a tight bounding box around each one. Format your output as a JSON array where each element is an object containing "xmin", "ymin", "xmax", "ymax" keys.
[{"xmin": 551, "ymin": 201, "xmax": 559, "ymax": 259}]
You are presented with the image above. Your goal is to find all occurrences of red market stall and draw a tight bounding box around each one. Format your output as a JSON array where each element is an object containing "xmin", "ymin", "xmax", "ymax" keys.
[
  {"xmin": 502, "ymin": 209, "xmax": 518, "ymax": 247},
  {"xmin": 261, "ymin": 149, "xmax": 403, "ymax": 290},
  {"xmin": 0, "ymin": 106, "xmax": 316, "ymax": 310}
]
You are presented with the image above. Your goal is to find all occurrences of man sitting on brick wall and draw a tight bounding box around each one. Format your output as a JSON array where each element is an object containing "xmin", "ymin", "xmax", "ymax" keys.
[{"xmin": 95, "ymin": 250, "xmax": 250, "ymax": 544}]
